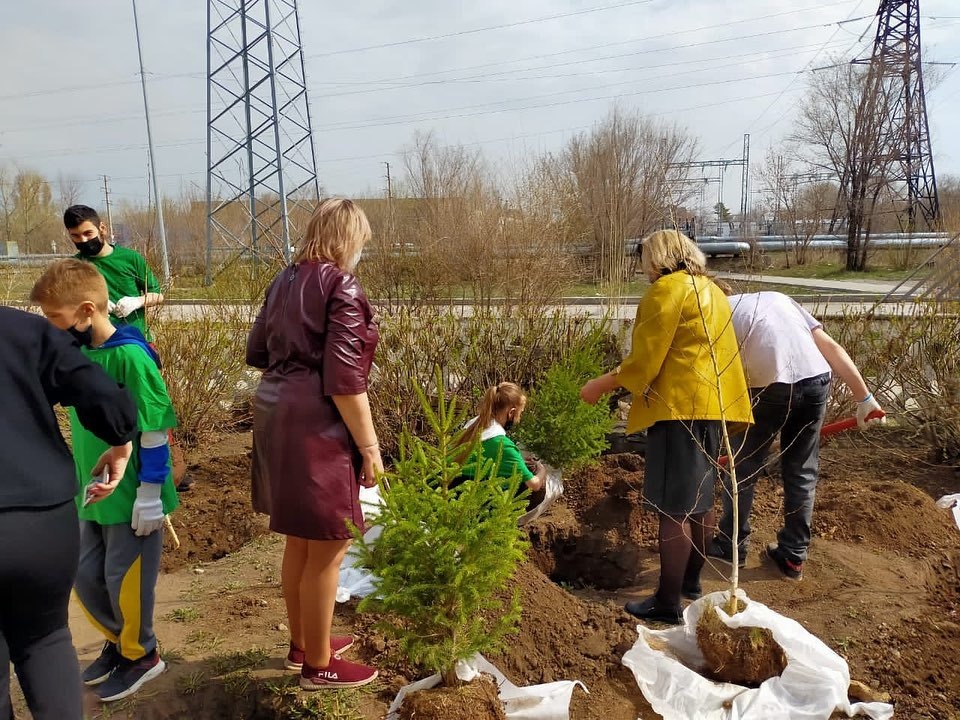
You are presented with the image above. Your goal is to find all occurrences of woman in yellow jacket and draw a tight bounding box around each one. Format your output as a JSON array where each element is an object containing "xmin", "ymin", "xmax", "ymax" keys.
[{"xmin": 581, "ymin": 230, "xmax": 752, "ymax": 624}]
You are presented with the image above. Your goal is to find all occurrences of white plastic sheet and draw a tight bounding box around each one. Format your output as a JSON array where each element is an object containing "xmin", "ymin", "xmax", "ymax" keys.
[
  {"xmin": 622, "ymin": 590, "xmax": 894, "ymax": 720},
  {"xmin": 519, "ymin": 465, "xmax": 564, "ymax": 526},
  {"xmin": 387, "ymin": 654, "xmax": 585, "ymax": 720},
  {"xmin": 936, "ymin": 494, "xmax": 960, "ymax": 531}
]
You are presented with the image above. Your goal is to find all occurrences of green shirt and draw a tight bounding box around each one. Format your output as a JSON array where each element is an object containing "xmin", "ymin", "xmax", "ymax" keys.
[
  {"xmin": 461, "ymin": 433, "xmax": 535, "ymax": 488},
  {"xmin": 79, "ymin": 246, "xmax": 161, "ymax": 340},
  {"xmin": 70, "ymin": 341, "xmax": 179, "ymax": 525}
]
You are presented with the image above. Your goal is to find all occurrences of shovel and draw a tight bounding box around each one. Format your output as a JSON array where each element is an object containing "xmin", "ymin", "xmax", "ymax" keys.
[{"xmin": 718, "ymin": 409, "xmax": 886, "ymax": 467}]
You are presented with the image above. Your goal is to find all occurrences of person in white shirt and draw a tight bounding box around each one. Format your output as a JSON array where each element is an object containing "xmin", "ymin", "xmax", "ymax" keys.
[{"xmin": 707, "ymin": 291, "xmax": 884, "ymax": 579}]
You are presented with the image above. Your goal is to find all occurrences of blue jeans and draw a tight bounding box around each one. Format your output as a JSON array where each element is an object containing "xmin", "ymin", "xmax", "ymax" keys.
[{"xmin": 716, "ymin": 373, "xmax": 831, "ymax": 563}]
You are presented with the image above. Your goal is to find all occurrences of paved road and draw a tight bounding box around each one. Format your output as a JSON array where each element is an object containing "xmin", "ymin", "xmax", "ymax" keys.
[{"xmin": 713, "ymin": 271, "xmax": 903, "ymax": 295}]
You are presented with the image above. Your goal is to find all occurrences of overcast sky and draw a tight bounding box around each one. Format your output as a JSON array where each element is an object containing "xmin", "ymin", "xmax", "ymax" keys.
[{"xmin": 1, "ymin": 0, "xmax": 958, "ymax": 215}]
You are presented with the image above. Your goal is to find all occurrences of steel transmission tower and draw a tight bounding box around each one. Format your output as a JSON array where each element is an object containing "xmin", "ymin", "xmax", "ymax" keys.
[
  {"xmin": 206, "ymin": 0, "xmax": 320, "ymax": 284},
  {"xmin": 863, "ymin": 0, "xmax": 940, "ymax": 230}
]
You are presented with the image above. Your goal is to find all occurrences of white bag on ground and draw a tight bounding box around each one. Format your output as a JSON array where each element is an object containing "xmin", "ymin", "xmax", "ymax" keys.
[
  {"xmin": 622, "ymin": 590, "xmax": 893, "ymax": 720},
  {"xmin": 387, "ymin": 654, "xmax": 585, "ymax": 720},
  {"xmin": 336, "ymin": 486, "xmax": 384, "ymax": 603}
]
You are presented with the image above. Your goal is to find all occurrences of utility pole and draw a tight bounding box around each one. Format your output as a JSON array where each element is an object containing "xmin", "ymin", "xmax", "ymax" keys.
[
  {"xmin": 132, "ymin": 0, "xmax": 171, "ymax": 285},
  {"xmin": 384, "ymin": 161, "xmax": 393, "ymax": 202},
  {"xmin": 102, "ymin": 175, "xmax": 114, "ymax": 240}
]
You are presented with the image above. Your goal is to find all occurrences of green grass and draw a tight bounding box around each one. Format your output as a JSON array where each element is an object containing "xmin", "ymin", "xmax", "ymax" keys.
[
  {"xmin": 754, "ymin": 261, "xmax": 912, "ymax": 282},
  {"xmin": 210, "ymin": 647, "xmax": 269, "ymax": 675},
  {"xmin": 166, "ymin": 606, "xmax": 201, "ymax": 623}
]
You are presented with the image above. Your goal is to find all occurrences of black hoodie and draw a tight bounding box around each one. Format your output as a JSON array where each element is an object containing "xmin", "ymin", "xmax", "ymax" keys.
[{"xmin": 0, "ymin": 306, "xmax": 138, "ymax": 509}]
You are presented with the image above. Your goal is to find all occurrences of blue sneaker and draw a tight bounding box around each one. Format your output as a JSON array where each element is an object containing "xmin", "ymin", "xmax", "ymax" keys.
[
  {"xmin": 96, "ymin": 650, "xmax": 166, "ymax": 702},
  {"xmin": 82, "ymin": 642, "xmax": 121, "ymax": 686}
]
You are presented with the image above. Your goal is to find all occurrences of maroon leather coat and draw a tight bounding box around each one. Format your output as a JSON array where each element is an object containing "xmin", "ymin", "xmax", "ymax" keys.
[{"xmin": 246, "ymin": 261, "xmax": 379, "ymax": 540}]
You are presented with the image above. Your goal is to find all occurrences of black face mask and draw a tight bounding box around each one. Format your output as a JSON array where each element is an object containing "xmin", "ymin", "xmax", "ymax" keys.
[
  {"xmin": 74, "ymin": 236, "xmax": 104, "ymax": 257},
  {"xmin": 68, "ymin": 324, "xmax": 93, "ymax": 347}
]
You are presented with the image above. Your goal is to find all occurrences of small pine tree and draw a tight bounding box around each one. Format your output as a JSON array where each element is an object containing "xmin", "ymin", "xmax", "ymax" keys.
[
  {"xmin": 352, "ymin": 372, "xmax": 529, "ymax": 688},
  {"xmin": 514, "ymin": 344, "xmax": 614, "ymax": 470}
]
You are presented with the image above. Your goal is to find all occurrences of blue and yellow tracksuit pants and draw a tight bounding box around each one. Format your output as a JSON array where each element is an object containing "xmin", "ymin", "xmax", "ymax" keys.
[{"xmin": 74, "ymin": 521, "xmax": 163, "ymax": 662}]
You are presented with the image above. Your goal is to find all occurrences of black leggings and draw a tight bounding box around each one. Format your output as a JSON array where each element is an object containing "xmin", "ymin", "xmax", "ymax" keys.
[{"xmin": 0, "ymin": 500, "xmax": 81, "ymax": 720}]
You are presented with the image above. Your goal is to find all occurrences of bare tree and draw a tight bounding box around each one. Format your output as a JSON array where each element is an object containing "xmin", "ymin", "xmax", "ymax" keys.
[
  {"xmin": 547, "ymin": 107, "xmax": 698, "ymax": 285},
  {"xmin": 758, "ymin": 149, "xmax": 837, "ymax": 267},
  {"xmin": 793, "ymin": 63, "xmax": 890, "ymax": 271}
]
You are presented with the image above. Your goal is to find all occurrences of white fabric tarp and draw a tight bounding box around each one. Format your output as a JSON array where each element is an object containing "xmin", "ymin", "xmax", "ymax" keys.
[
  {"xmin": 387, "ymin": 654, "xmax": 585, "ymax": 720},
  {"xmin": 936, "ymin": 494, "xmax": 960, "ymax": 530},
  {"xmin": 518, "ymin": 465, "xmax": 563, "ymax": 526},
  {"xmin": 622, "ymin": 590, "xmax": 894, "ymax": 720}
]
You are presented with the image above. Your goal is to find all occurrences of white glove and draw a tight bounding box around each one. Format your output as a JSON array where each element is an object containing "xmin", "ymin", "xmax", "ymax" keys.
[
  {"xmin": 107, "ymin": 299, "xmax": 117, "ymax": 314},
  {"xmin": 113, "ymin": 296, "xmax": 146, "ymax": 318},
  {"xmin": 856, "ymin": 393, "xmax": 886, "ymax": 429},
  {"xmin": 131, "ymin": 483, "xmax": 165, "ymax": 536}
]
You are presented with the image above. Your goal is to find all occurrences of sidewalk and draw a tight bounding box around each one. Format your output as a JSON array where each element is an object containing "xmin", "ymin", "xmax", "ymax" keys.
[{"xmin": 714, "ymin": 271, "xmax": 903, "ymax": 295}]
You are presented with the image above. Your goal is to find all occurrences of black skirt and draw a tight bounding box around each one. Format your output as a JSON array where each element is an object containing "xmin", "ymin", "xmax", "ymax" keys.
[{"xmin": 643, "ymin": 420, "xmax": 721, "ymax": 515}]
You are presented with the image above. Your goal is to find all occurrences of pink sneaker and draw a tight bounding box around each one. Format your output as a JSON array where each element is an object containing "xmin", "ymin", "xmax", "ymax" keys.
[
  {"xmin": 284, "ymin": 636, "xmax": 355, "ymax": 670},
  {"xmin": 300, "ymin": 656, "xmax": 378, "ymax": 689}
]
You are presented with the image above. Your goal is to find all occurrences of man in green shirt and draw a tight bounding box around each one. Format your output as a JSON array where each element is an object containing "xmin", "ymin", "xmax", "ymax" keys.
[
  {"xmin": 64, "ymin": 205, "xmax": 164, "ymax": 341},
  {"xmin": 31, "ymin": 259, "xmax": 178, "ymax": 704}
]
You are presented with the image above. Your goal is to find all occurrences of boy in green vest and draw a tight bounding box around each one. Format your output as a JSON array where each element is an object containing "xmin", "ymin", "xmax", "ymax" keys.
[{"xmin": 31, "ymin": 259, "xmax": 178, "ymax": 703}]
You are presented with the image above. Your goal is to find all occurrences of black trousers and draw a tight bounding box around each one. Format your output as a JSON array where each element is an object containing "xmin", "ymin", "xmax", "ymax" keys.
[{"xmin": 0, "ymin": 500, "xmax": 81, "ymax": 720}]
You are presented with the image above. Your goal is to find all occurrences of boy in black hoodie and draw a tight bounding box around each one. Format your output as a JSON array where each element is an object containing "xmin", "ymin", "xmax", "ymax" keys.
[
  {"xmin": 31, "ymin": 259, "xmax": 178, "ymax": 704},
  {"xmin": 0, "ymin": 305, "xmax": 136, "ymax": 720}
]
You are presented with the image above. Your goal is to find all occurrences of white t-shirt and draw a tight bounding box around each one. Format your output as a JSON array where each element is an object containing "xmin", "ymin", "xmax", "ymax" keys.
[{"xmin": 728, "ymin": 292, "xmax": 832, "ymax": 387}]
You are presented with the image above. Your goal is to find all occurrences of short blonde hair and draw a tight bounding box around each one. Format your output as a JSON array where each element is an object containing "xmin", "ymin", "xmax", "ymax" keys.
[
  {"xmin": 30, "ymin": 258, "xmax": 109, "ymax": 311},
  {"xmin": 294, "ymin": 198, "xmax": 371, "ymax": 269},
  {"xmin": 640, "ymin": 229, "xmax": 707, "ymax": 281}
]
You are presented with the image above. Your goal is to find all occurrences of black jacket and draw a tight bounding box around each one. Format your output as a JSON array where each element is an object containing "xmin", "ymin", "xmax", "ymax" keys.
[{"xmin": 0, "ymin": 306, "xmax": 138, "ymax": 509}]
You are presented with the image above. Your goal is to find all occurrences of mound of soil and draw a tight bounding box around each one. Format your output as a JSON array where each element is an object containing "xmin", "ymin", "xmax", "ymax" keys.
[
  {"xmin": 527, "ymin": 454, "xmax": 657, "ymax": 588},
  {"xmin": 696, "ymin": 600, "xmax": 787, "ymax": 687},
  {"xmin": 399, "ymin": 676, "xmax": 505, "ymax": 720},
  {"xmin": 162, "ymin": 448, "xmax": 269, "ymax": 572}
]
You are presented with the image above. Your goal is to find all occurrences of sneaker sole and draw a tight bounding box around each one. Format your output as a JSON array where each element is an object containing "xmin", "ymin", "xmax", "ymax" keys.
[
  {"xmin": 765, "ymin": 547, "xmax": 803, "ymax": 581},
  {"xmin": 82, "ymin": 669, "xmax": 113, "ymax": 687},
  {"xmin": 706, "ymin": 553, "xmax": 747, "ymax": 569},
  {"xmin": 98, "ymin": 660, "xmax": 167, "ymax": 702},
  {"xmin": 284, "ymin": 641, "xmax": 354, "ymax": 671},
  {"xmin": 299, "ymin": 669, "xmax": 377, "ymax": 690}
]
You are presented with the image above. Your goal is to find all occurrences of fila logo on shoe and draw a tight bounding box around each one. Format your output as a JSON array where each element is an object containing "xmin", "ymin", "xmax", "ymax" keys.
[{"xmin": 321, "ymin": 671, "xmax": 339, "ymax": 680}]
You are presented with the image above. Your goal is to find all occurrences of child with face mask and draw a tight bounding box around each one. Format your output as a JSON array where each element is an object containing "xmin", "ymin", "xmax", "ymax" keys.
[
  {"xmin": 30, "ymin": 260, "xmax": 178, "ymax": 704},
  {"xmin": 453, "ymin": 382, "xmax": 545, "ymax": 493}
]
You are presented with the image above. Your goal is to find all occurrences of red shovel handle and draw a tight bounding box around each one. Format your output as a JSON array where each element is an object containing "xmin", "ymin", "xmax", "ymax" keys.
[{"xmin": 717, "ymin": 409, "xmax": 885, "ymax": 466}]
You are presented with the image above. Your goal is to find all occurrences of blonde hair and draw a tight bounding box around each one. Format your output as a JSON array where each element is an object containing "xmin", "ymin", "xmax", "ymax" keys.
[
  {"xmin": 455, "ymin": 382, "xmax": 527, "ymax": 457},
  {"xmin": 294, "ymin": 198, "xmax": 371, "ymax": 269},
  {"xmin": 30, "ymin": 258, "xmax": 109, "ymax": 311},
  {"xmin": 640, "ymin": 229, "xmax": 707, "ymax": 281}
]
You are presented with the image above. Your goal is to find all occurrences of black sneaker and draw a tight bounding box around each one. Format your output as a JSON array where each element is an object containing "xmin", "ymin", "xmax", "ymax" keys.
[
  {"xmin": 624, "ymin": 596, "xmax": 682, "ymax": 625},
  {"xmin": 766, "ymin": 543, "xmax": 803, "ymax": 580},
  {"xmin": 706, "ymin": 538, "xmax": 747, "ymax": 568},
  {"xmin": 96, "ymin": 650, "xmax": 166, "ymax": 702},
  {"xmin": 82, "ymin": 642, "xmax": 121, "ymax": 686}
]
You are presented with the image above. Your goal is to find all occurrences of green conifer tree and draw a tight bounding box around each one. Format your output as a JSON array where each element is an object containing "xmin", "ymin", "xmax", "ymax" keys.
[{"xmin": 352, "ymin": 371, "xmax": 529, "ymax": 687}]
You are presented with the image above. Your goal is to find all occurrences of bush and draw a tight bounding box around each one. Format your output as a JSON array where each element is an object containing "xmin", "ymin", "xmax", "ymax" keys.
[
  {"xmin": 352, "ymin": 374, "xmax": 529, "ymax": 686},
  {"xmin": 370, "ymin": 306, "xmax": 622, "ymax": 457},
  {"xmin": 513, "ymin": 339, "xmax": 614, "ymax": 470}
]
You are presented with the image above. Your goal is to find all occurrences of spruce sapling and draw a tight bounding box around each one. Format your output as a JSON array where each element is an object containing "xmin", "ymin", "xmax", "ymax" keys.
[{"xmin": 352, "ymin": 370, "xmax": 529, "ymax": 687}]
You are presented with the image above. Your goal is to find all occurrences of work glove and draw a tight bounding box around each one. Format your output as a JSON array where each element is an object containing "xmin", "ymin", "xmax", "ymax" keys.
[
  {"xmin": 131, "ymin": 483, "xmax": 165, "ymax": 536},
  {"xmin": 113, "ymin": 295, "xmax": 146, "ymax": 318},
  {"xmin": 856, "ymin": 393, "xmax": 886, "ymax": 429}
]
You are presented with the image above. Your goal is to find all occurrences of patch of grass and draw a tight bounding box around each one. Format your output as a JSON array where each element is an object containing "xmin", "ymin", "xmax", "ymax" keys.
[
  {"xmin": 222, "ymin": 669, "xmax": 253, "ymax": 696},
  {"xmin": 176, "ymin": 670, "xmax": 207, "ymax": 696},
  {"xmin": 185, "ymin": 630, "xmax": 224, "ymax": 653},
  {"xmin": 180, "ymin": 578, "xmax": 205, "ymax": 602},
  {"xmin": 283, "ymin": 689, "xmax": 365, "ymax": 720},
  {"xmin": 210, "ymin": 647, "xmax": 269, "ymax": 675},
  {"xmin": 166, "ymin": 606, "xmax": 201, "ymax": 623}
]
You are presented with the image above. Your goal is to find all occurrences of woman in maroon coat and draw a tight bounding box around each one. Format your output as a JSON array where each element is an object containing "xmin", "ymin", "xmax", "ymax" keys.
[{"xmin": 246, "ymin": 198, "xmax": 382, "ymax": 690}]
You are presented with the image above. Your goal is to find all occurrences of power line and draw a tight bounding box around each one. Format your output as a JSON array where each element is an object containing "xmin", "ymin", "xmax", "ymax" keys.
[{"xmin": 308, "ymin": 0, "xmax": 655, "ymax": 58}]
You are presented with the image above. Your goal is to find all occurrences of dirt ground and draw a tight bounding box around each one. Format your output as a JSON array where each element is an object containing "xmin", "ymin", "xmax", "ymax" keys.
[{"xmin": 14, "ymin": 428, "xmax": 959, "ymax": 719}]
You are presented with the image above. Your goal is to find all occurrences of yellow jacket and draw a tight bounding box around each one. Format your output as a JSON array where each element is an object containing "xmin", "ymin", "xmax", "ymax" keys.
[{"xmin": 618, "ymin": 272, "xmax": 753, "ymax": 433}]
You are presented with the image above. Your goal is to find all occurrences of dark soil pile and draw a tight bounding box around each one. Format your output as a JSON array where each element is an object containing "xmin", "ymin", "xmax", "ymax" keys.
[
  {"xmin": 398, "ymin": 676, "xmax": 505, "ymax": 720},
  {"xmin": 527, "ymin": 454, "xmax": 657, "ymax": 588},
  {"xmin": 696, "ymin": 599, "xmax": 788, "ymax": 687},
  {"xmin": 162, "ymin": 452, "xmax": 269, "ymax": 572}
]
